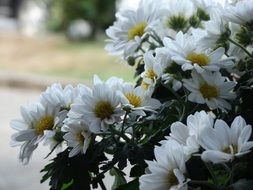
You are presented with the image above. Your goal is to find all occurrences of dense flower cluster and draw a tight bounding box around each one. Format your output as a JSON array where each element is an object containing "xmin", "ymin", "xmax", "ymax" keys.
[{"xmin": 11, "ymin": 0, "xmax": 253, "ymax": 189}]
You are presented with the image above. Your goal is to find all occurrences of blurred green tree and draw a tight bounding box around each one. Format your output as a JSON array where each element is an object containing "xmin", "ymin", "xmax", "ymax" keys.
[{"xmin": 46, "ymin": 0, "xmax": 117, "ymax": 39}]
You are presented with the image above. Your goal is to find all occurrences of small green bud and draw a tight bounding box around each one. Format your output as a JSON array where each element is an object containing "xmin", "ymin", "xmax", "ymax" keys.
[{"xmin": 127, "ymin": 56, "xmax": 137, "ymax": 66}]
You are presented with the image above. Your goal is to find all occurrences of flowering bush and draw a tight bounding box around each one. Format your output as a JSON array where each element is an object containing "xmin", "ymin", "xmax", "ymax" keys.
[{"xmin": 11, "ymin": 0, "xmax": 253, "ymax": 189}]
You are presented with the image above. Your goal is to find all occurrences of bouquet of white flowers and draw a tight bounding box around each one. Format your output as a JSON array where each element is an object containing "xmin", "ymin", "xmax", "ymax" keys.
[{"xmin": 10, "ymin": 0, "xmax": 253, "ymax": 189}]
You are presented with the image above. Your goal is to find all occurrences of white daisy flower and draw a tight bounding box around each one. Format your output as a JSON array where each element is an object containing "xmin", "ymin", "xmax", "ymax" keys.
[
  {"xmin": 223, "ymin": 0, "xmax": 253, "ymax": 25},
  {"xmin": 155, "ymin": 48, "xmax": 183, "ymax": 91},
  {"xmin": 194, "ymin": 8, "xmax": 230, "ymax": 51},
  {"xmin": 68, "ymin": 83, "xmax": 124, "ymax": 133},
  {"xmin": 198, "ymin": 116, "xmax": 253, "ymax": 163},
  {"xmin": 40, "ymin": 83, "xmax": 91, "ymax": 110},
  {"xmin": 93, "ymin": 75, "xmax": 125, "ymax": 91},
  {"xmin": 164, "ymin": 32, "xmax": 234, "ymax": 73},
  {"xmin": 139, "ymin": 141, "xmax": 189, "ymax": 190},
  {"xmin": 156, "ymin": 0, "xmax": 195, "ymax": 38},
  {"xmin": 140, "ymin": 51, "xmax": 161, "ymax": 92},
  {"xmin": 10, "ymin": 102, "xmax": 64, "ymax": 164},
  {"xmin": 161, "ymin": 111, "xmax": 214, "ymax": 155},
  {"xmin": 118, "ymin": 83, "xmax": 161, "ymax": 116},
  {"xmin": 105, "ymin": 0, "xmax": 162, "ymax": 59},
  {"xmin": 192, "ymin": 0, "xmax": 218, "ymax": 15},
  {"xmin": 63, "ymin": 121, "xmax": 91, "ymax": 157},
  {"xmin": 183, "ymin": 71, "xmax": 236, "ymax": 110}
]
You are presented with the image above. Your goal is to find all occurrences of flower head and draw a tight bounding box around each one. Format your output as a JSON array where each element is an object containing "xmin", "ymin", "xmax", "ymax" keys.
[
  {"xmin": 140, "ymin": 141, "xmax": 189, "ymax": 190},
  {"xmin": 63, "ymin": 121, "xmax": 91, "ymax": 157},
  {"xmin": 105, "ymin": 0, "xmax": 162, "ymax": 59},
  {"xmin": 183, "ymin": 71, "xmax": 236, "ymax": 110},
  {"xmin": 198, "ymin": 116, "xmax": 253, "ymax": 163},
  {"xmin": 10, "ymin": 102, "xmax": 64, "ymax": 164}
]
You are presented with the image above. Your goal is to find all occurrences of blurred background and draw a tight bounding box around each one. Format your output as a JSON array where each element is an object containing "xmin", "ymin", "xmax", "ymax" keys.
[{"xmin": 0, "ymin": 0, "xmax": 137, "ymax": 189}]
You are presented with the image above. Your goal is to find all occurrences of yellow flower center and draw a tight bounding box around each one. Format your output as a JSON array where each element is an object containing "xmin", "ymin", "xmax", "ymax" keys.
[
  {"xmin": 145, "ymin": 69, "xmax": 157, "ymax": 80},
  {"xmin": 94, "ymin": 101, "xmax": 114, "ymax": 119},
  {"xmin": 125, "ymin": 93, "xmax": 142, "ymax": 107},
  {"xmin": 128, "ymin": 22, "xmax": 147, "ymax": 40},
  {"xmin": 168, "ymin": 170, "xmax": 179, "ymax": 187},
  {"xmin": 141, "ymin": 81, "xmax": 150, "ymax": 90},
  {"xmin": 76, "ymin": 132, "xmax": 85, "ymax": 145},
  {"xmin": 223, "ymin": 145, "xmax": 238, "ymax": 154},
  {"xmin": 186, "ymin": 53, "xmax": 209, "ymax": 66},
  {"xmin": 35, "ymin": 116, "xmax": 54, "ymax": 135},
  {"xmin": 199, "ymin": 83, "xmax": 219, "ymax": 100}
]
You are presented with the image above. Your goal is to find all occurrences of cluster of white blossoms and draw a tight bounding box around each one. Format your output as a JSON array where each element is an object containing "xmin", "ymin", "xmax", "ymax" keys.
[
  {"xmin": 10, "ymin": 0, "xmax": 253, "ymax": 189},
  {"xmin": 11, "ymin": 76, "xmax": 161, "ymax": 162},
  {"xmin": 105, "ymin": 0, "xmax": 253, "ymax": 111},
  {"xmin": 140, "ymin": 111, "xmax": 253, "ymax": 190}
]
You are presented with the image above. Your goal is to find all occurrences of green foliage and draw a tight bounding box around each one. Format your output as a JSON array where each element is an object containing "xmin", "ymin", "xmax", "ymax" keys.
[
  {"xmin": 47, "ymin": 0, "xmax": 116, "ymax": 37},
  {"xmin": 41, "ymin": 145, "xmax": 107, "ymax": 190},
  {"xmin": 110, "ymin": 167, "xmax": 127, "ymax": 189}
]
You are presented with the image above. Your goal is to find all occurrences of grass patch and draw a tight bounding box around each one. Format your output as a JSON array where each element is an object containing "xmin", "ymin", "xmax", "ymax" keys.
[{"xmin": 0, "ymin": 33, "xmax": 135, "ymax": 83}]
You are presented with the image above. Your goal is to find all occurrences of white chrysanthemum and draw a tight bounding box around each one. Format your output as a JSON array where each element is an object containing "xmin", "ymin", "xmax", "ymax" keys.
[
  {"xmin": 63, "ymin": 121, "xmax": 91, "ymax": 157},
  {"xmin": 118, "ymin": 83, "xmax": 161, "ymax": 116},
  {"xmin": 139, "ymin": 141, "xmax": 189, "ymax": 190},
  {"xmin": 183, "ymin": 71, "xmax": 236, "ymax": 110},
  {"xmin": 155, "ymin": 48, "xmax": 183, "ymax": 91},
  {"xmin": 10, "ymin": 102, "xmax": 64, "ymax": 164},
  {"xmin": 156, "ymin": 0, "xmax": 195, "ymax": 38},
  {"xmin": 198, "ymin": 116, "xmax": 253, "ymax": 163},
  {"xmin": 161, "ymin": 111, "xmax": 214, "ymax": 155},
  {"xmin": 93, "ymin": 75, "xmax": 125, "ymax": 91},
  {"xmin": 164, "ymin": 32, "xmax": 234, "ymax": 73},
  {"xmin": 40, "ymin": 83, "xmax": 91, "ymax": 110},
  {"xmin": 105, "ymin": 0, "xmax": 162, "ymax": 58},
  {"xmin": 68, "ymin": 83, "xmax": 124, "ymax": 133},
  {"xmin": 141, "ymin": 51, "xmax": 161, "ymax": 92},
  {"xmin": 192, "ymin": 0, "xmax": 218, "ymax": 15},
  {"xmin": 194, "ymin": 8, "xmax": 229, "ymax": 51},
  {"xmin": 224, "ymin": 0, "xmax": 253, "ymax": 25}
]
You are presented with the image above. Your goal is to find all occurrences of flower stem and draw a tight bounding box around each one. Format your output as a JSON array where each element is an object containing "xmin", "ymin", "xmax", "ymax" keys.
[
  {"xmin": 205, "ymin": 163, "xmax": 219, "ymax": 185},
  {"xmin": 228, "ymin": 38, "xmax": 253, "ymax": 57},
  {"xmin": 189, "ymin": 180, "xmax": 222, "ymax": 190}
]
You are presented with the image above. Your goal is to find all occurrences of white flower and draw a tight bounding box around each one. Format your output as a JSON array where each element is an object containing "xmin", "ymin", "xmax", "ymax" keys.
[
  {"xmin": 224, "ymin": 0, "xmax": 253, "ymax": 25},
  {"xmin": 40, "ymin": 83, "xmax": 91, "ymax": 110},
  {"xmin": 155, "ymin": 48, "xmax": 183, "ymax": 91},
  {"xmin": 198, "ymin": 116, "xmax": 253, "ymax": 163},
  {"xmin": 10, "ymin": 102, "xmax": 64, "ymax": 164},
  {"xmin": 139, "ymin": 141, "xmax": 189, "ymax": 190},
  {"xmin": 105, "ymin": 0, "xmax": 162, "ymax": 59},
  {"xmin": 164, "ymin": 32, "xmax": 234, "ymax": 73},
  {"xmin": 63, "ymin": 121, "xmax": 91, "ymax": 157},
  {"xmin": 141, "ymin": 51, "xmax": 161, "ymax": 92},
  {"xmin": 118, "ymin": 83, "xmax": 161, "ymax": 116},
  {"xmin": 192, "ymin": 0, "xmax": 218, "ymax": 15},
  {"xmin": 155, "ymin": 0, "xmax": 195, "ymax": 38},
  {"xmin": 68, "ymin": 83, "xmax": 124, "ymax": 133},
  {"xmin": 194, "ymin": 8, "xmax": 229, "ymax": 51},
  {"xmin": 183, "ymin": 71, "xmax": 236, "ymax": 110},
  {"xmin": 93, "ymin": 75, "xmax": 125, "ymax": 91},
  {"xmin": 161, "ymin": 111, "xmax": 214, "ymax": 155}
]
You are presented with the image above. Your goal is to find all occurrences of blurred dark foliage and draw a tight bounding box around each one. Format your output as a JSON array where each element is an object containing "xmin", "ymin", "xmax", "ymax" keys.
[{"xmin": 46, "ymin": 0, "xmax": 116, "ymax": 39}]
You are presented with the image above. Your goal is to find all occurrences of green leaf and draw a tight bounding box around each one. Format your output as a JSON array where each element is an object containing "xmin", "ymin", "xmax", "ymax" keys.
[
  {"xmin": 61, "ymin": 180, "xmax": 73, "ymax": 190},
  {"xmin": 232, "ymin": 179, "xmax": 253, "ymax": 190},
  {"xmin": 110, "ymin": 167, "xmax": 127, "ymax": 190},
  {"xmin": 116, "ymin": 179, "xmax": 139, "ymax": 190}
]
